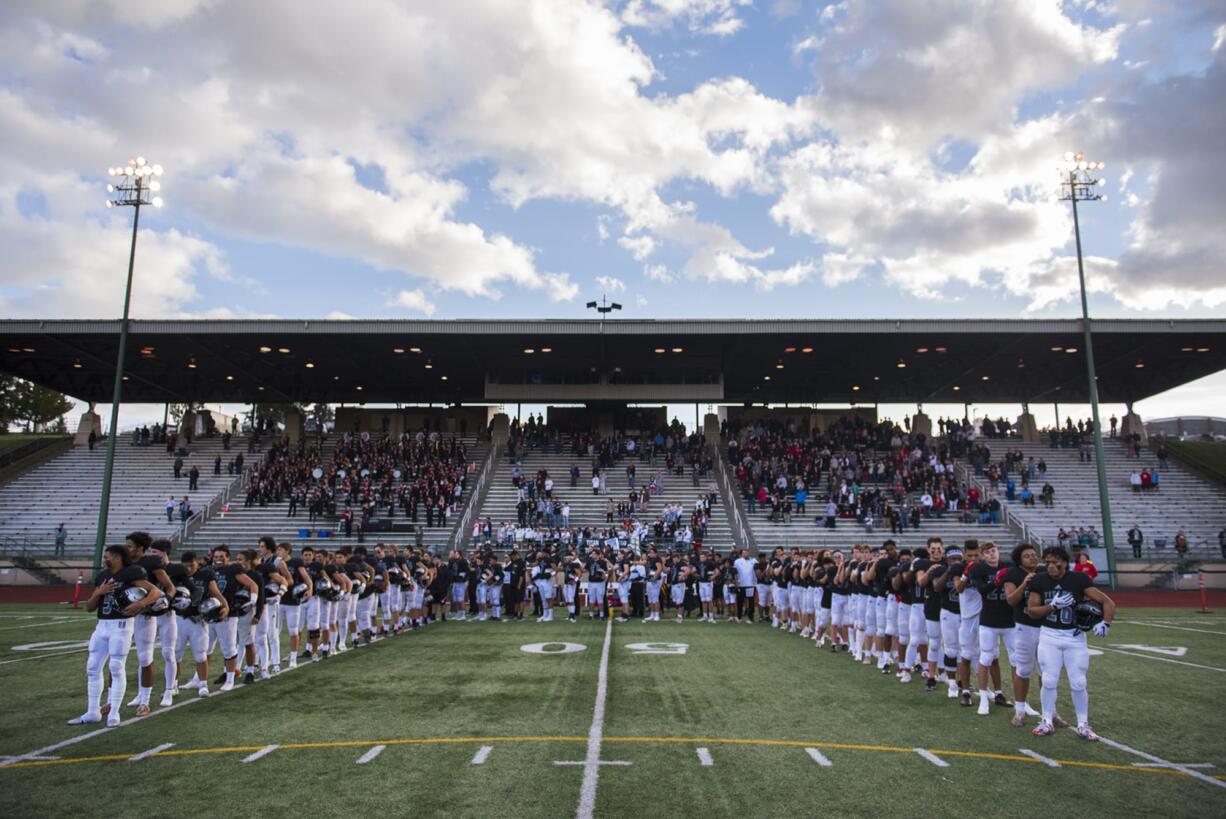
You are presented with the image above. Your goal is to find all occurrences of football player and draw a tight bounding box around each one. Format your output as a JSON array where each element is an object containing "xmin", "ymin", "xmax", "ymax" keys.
[
  {"xmin": 255, "ymin": 536, "xmax": 290, "ymax": 677},
  {"xmin": 276, "ymin": 542, "xmax": 312, "ymax": 669},
  {"xmin": 1027, "ymin": 545, "xmax": 1116, "ymax": 740},
  {"xmin": 174, "ymin": 551, "xmax": 223, "ymax": 699},
  {"xmin": 563, "ymin": 555, "xmax": 581, "ymax": 622},
  {"xmin": 149, "ymin": 539, "xmax": 188, "ymax": 705},
  {"xmin": 916, "ymin": 539, "xmax": 946, "ymax": 691},
  {"xmin": 1001, "ymin": 543, "xmax": 1046, "ymax": 726},
  {"xmin": 755, "ymin": 552, "xmax": 772, "ymax": 627},
  {"xmin": 950, "ymin": 540, "xmax": 982, "ymax": 706},
  {"xmin": 120, "ymin": 532, "xmax": 175, "ymax": 716},
  {"xmin": 930, "ymin": 546, "xmax": 962, "ymax": 698},
  {"xmin": 532, "ymin": 551, "xmax": 556, "ymax": 622},
  {"xmin": 586, "ymin": 549, "xmax": 608, "ymax": 620},
  {"xmin": 449, "ymin": 549, "xmax": 470, "ymax": 621},
  {"xmin": 964, "ymin": 542, "xmax": 1014, "ymax": 715},
  {"xmin": 210, "ymin": 545, "xmax": 259, "ymax": 691},
  {"xmin": 899, "ymin": 545, "xmax": 932, "ymax": 684},
  {"xmin": 234, "ymin": 549, "xmax": 266, "ymax": 684},
  {"xmin": 69, "ymin": 544, "xmax": 162, "ymax": 727}
]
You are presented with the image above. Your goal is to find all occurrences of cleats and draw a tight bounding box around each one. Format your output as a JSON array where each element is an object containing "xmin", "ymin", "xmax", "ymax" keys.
[
  {"xmin": 159, "ymin": 692, "xmax": 175, "ymax": 708},
  {"xmin": 1032, "ymin": 721, "xmax": 1055, "ymax": 737},
  {"xmin": 135, "ymin": 704, "xmax": 151, "ymax": 717},
  {"xmin": 1076, "ymin": 724, "xmax": 1099, "ymax": 741},
  {"xmin": 67, "ymin": 712, "xmax": 101, "ymax": 726}
]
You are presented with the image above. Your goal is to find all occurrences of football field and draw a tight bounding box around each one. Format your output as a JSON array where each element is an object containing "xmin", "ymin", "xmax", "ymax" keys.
[{"xmin": 1, "ymin": 603, "xmax": 1224, "ymax": 818}]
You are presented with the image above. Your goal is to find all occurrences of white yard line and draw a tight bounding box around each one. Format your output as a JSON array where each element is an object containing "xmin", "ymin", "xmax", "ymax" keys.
[
  {"xmin": 1019, "ymin": 748, "xmax": 1060, "ymax": 768},
  {"xmin": 804, "ymin": 747, "xmax": 832, "ymax": 768},
  {"xmin": 356, "ymin": 744, "xmax": 385, "ymax": 764},
  {"xmin": 1133, "ymin": 762, "xmax": 1214, "ymax": 769},
  {"xmin": 696, "ymin": 747, "xmax": 714, "ymax": 767},
  {"xmin": 913, "ymin": 748, "xmax": 949, "ymax": 768},
  {"xmin": 576, "ymin": 616, "xmax": 614, "ymax": 819},
  {"xmin": 471, "ymin": 745, "xmax": 493, "ymax": 765},
  {"xmin": 0, "ymin": 648, "xmax": 87, "ymax": 666},
  {"xmin": 128, "ymin": 740, "xmax": 175, "ymax": 760},
  {"xmin": 1099, "ymin": 646, "xmax": 1226, "ymax": 672},
  {"xmin": 128, "ymin": 742, "xmax": 174, "ymax": 762},
  {"xmin": 1123, "ymin": 621, "xmax": 1226, "ymax": 637},
  {"xmin": 0, "ymin": 618, "xmax": 83, "ymax": 632},
  {"xmin": 242, "ymin": 744, "xmax": 278, "ymax": 763},
  {"xmin": 1098, "ymin": 735, "xmax": 1226, "ymax": 790}
]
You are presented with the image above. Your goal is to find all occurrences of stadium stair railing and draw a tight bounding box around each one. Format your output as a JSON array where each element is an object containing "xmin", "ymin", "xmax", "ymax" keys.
[
  {"xmin": 456, "ymin": 442, "xmax": 502, "ymax": 551},
  {"xmin": 712, "ymin": 442, "xmax": 756, "ymax": 553}
]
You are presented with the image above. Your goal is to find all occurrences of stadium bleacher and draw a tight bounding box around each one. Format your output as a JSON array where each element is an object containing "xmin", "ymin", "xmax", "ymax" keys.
[{"xmin": 0, "ymin": 431, "xmax": 256, "ymax": 555}]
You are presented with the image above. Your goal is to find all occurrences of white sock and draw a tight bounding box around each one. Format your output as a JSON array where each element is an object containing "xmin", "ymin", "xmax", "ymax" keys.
[
  {"xmin": 1040, "ymin": 685, "xmax": 1058, "ymax": 721},
  {"xmin": 138, "ymin": 685, "xmax": 152, "ymax": 706},
  {"xmin": 225, "ymin": 671, "xmax": 235, "ymax": 686},
  {"xmin": 164, "ymin": 662, "xmax": 177, "ymax": 692},
  {"xmin": 107, "ymin": 657, "xmax": 127, "ymax": 714},
  {"xmin": 86, "ymin": 672, "xmax": 103, "ymax": 716},
  {"xmin": 1071, "ymin": 687, "xmax": 1089, "ymax": 725},
  {"xmin": 1014, "ymin": 700, "xmax": 1026, "ymax": 716}
]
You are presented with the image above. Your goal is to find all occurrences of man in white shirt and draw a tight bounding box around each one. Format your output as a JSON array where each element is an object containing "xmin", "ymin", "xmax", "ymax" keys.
[{"xmin": 732, "ymin": 548, "xmax": 758, "ymax": 623}]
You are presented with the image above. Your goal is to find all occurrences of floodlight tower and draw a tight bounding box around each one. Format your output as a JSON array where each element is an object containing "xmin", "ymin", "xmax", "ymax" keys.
[
  {"xmin": 1059, "ymin": 150, "xmax": 1116, "ymax": 586},
  {"xmin": 93, "ymin": 157, "xmax": 164, "ymax": 571}
]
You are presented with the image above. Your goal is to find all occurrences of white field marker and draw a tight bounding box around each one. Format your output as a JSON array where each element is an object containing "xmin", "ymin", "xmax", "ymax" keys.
[
  {"xmin": 356, "ymin": 744, "xmax": 386, "ymax": 765},
  {"xmin": 128, "ymin": 742, "xmax": 174, "ymax": 762},
  {"xmin": 1099, "ymin": 646, "xmax": 1226, "ymax": 673},
  {"xmin": 1019, "ymin": 748, "xmax": 1060, "ymax": 768},
  {"xmin": 575, "ymin": 616, "xmax": 615, "ymax": 819},
  {"xmin": 555, "ymin": 760, "xmax": 632, "ymax": 767},
  {"xmin": 1133, "ymin": 762, "xmax": 1214, "ymax": 769},
  {"xmin": 696, "ymin": 747, "xmax": 714, "ymax": 767},
  {"xmin": 1098, "ymin": 735, "xmax": 1226, "ymax": 790},
  {"xmin": 471, "ymin": 745, "xmax": 493, "ymax": 765},
  {"xmin": 804, "ymin": 747, "xmax": 833, "ymax": 768},
  {"xmin": 913, "ymin": 748, "xmax": 949, "ymax": 768},
  {"xmin": 242, "ymin": 744, "xmax": 278, "ymax": 763}
]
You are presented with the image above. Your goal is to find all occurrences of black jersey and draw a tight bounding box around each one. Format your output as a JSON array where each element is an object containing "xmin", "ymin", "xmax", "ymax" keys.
[
  {"xmin": 936, "ymin": 563, "xmax": 960, "ymax": 615},
  {"xmin": 282, "ymin": 557, "xmax": 307, "ymax": 606},
  {"xmin": 967, "ymin": 562, "xmax": 1012, "ymax": 628},
  {"xmin": 587, "ymin": 558, "xmax": 607, "ymax": 582},
  {"xmin": 450, "ymin": 558, "xmax": 469, "ymax": 583},
  {"xmin": 489, "ymin": 562, "xmax": 505, "ymax": 585},
  {"xmin": 832, "ymin": 564, "xmax": 850, "ymax": 596},
  {"xmin": 769, "ymin": 558, "xmax": 788, "ymax": 588},
  {"xmin": 910, "ymin": 558, "xmax": 932, "ymax": 602},
  {"xmin": 246, "ymin": 567, "xmax": 265, "ymax": 617},
  {"xmin": 360, "ymin": 557, "xmax": 380, "ymax": 598},
  {"xmin": 215, "ymin": 563, "xmax": 246, "ymax": 606},
  {"xmin": 699, "ymin": 558, "xmax": 717, "ymax": 582},
  {"xmin": 667, "ymin": 562, "xmax": 686, "ymax": 584},
  {"xmin": 1029, "ymin": 570, "xmax": 1093, "ymax": 631},
  {"xmin": 874, "ymin": 557, "xmax": 897, "ymax": 597},
  {"xmin": 891, "ymin": 563, "xmax": 910, "ymax": 604},
  {"xmin": 92, "ymin": 565, "xmax": 148, "ymax": 620},
  {"xmin": 821, "ymin": 567, "xmax": 836, "ymax": 608},
  {"xmin": 181, "ymin": 566, "xmax": 216, "ymax": 617},
  {"xmin": 136, "ymin": 555, "xmax": 166, "ymax": 588},
  {"xmin": 1002, "ymin": 566, "xmax": 1043, "ymax": 627}
]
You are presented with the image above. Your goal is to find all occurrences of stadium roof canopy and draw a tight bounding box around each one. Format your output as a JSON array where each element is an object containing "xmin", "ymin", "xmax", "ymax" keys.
[{"xmin": 1, "ymin": 318, "xmax": 1223, "ymax": 407}]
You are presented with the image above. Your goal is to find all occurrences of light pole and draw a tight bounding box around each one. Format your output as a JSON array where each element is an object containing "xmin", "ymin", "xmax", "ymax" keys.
[
  {"xmin": 93, "ymin": 157, "xmax": 164, "ymax": 571},
  {"xmin": 1059, "ymin": 151, "xmax": 1116, "ymax": 586}
]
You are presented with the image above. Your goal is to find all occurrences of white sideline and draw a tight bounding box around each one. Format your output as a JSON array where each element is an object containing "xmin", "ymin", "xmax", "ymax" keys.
[
  {"xmin": 1098, "ymin": 735, "xmax": 1226, "ymax": 789},
  {"xmin": 1099, "ymin": 646, "xmax": 1226, "ymax": 672},
  {"xmin": 0, "ymin": 648, "xmax": 88, "ymax": 666},
  {"xmin": 576, "ymin": 616, "xmax": 614, "ymax": 819},
  {"xmin": 1122, "ymin": 621, "xmax": 1226, "ymax": 637}
]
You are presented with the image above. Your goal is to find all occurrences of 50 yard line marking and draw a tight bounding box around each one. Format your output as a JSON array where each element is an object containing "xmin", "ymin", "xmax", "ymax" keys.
[{"xmin": 576, "ymin": 616, "xmax": 613, "ymax": 819}]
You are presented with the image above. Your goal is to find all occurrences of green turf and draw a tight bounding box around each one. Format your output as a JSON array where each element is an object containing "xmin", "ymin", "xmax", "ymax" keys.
[{"xmin": 1, "ymin": 604, "xmax": 1224, "ymax": 818}]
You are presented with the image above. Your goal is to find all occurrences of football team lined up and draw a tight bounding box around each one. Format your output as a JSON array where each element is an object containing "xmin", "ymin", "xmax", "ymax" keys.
[{"xmin": 71, "ymin": 532, "xmax": 1113, "ymax": 742}]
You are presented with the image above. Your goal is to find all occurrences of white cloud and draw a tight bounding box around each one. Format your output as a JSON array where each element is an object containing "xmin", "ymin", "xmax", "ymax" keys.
[
  {"xmin": 595, "ymin": 275, "xmax": 627, "ymax": 293},
  {"xmin": 619, "ymin": 235, "xmax": 658, "ymax": 260},
  {"xmin": 326, "ymin": 310, "xmax": 356, "ymax": 320},
  {"xmin": 643, "ymin": 263, "xmax": 674, "ymax": 283},
  {"xmin": 388, "ymin": 289, "xmax": 438, "ymax": 317}
]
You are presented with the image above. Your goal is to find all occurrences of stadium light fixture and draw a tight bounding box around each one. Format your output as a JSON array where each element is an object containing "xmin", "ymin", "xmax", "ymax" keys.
[
  {"xmin": 801, "ymin": 347, "xmax": 813, "ymax": 353},
  {"xmin": 93, "ymin": 156, "xmax": 167, "ymax": 572},
  {"xmin": 1060, "ymin": 150, "xmax": 1116, "ymax": 584}
]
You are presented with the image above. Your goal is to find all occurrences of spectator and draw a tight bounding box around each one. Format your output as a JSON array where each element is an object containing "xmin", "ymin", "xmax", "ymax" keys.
[
  {"xmin": 1040, "ymin": 482, "xmax": 1055, "ymax": 507},
  {"xmin": 1219, "ymin": 526, "xmax": 1226, "ymax": 560},
  {"xmin": 173, "ymin": 455, "xmax": 184, "ymax": 480},
  {"xmin": 1074, "ymin": 551, "xmax": 1099, "ymax": 582},
  {"xmin": 1130, "ymin": 470, "xmax": 1142, "ymax": 492},
  {"xmin": 165, "ymin": 496, "xmax": 175, "ymax": 523},
  {"xmin": 88, "ymin": 430, "xmax": 97, "ymax": 451},
  {"xmin": 824, "ymin": 498, "xmax": 837, "ymax": 529},
  {"xmin": 1157, "ymin": 445, "xmax": 1169, "ymax": 470},
  {"xmin": 1173, "ymin": 530, "xmax": 1189, "ymax": 560},
  {"xmin": 1127, "ymin": 524, "xmax": 1144, "ymax": 559},
  {"xmin": 178, "ymin": 495, "xmax": 191, "ymax": 523},
  {"xmin": 188, "ymin": 464, "xmax": 200, "ymax": 491},
  {"xmin": 53, "ymin": 523, "xmax": 67, "ymax": 556}
]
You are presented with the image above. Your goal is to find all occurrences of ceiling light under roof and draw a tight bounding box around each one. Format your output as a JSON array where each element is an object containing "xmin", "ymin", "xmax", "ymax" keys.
[
  {"xmin": 784, "ymin": 346, "xmax": 797, "ymax": 353},
  {"xmin": 775, "ymin": 362, "xmax": 784, "ymax": 369},
  {"xmin": 523, "ymin": 348, "xmax": 535, "ymax": 354},
  {"xmin": 671, "ymin": 347, "xmax": 683, "ymax": 353},
  {"xmin": 540, "ymin": 347, "xmax": 552, "ymax": 353},
  {"xmin": 981, "ymin": 375, "xmax": 990, "ymax": 381},
  {"xmin": 916, "ymin": 347, "xmax": 929, "ymax": 353},
  {"xmin": 952, "ymin": 385, "xmax": 961, "ymax": 391},
  {"xmin": 1050, "ymin": 346, "xmax": 1063, "ymax": 352},
  {"xmin": 654, "ymin": 348, "xmax": 666, "ymax": 354},
  {"xmin": 305, "ymin": 361, "xmax": 315, "ymax": 368},
  {"xmin": 1134, "ymin": 362, "xmax": 1145, "ymax": 368},
  {"xmin": 225, "ymin": 374, "xmax": 234, "ymax": 380},
  {"xmin": 801, "ymin": 347, "xmax": 813, "ymax": 353},
  {"xmin": 1065, "ymin": 348, "xmax": 1078, "ymax": 353},
  {"xmin": 440, "ymin": 375, "xmax": 449, "ymax": 381},
  {"xmin": 1197, "ymin": 347, "xmax": 1210, "ymax": 352},
  {"xmin": 409, "ymin": 346, "xmax": 422, "ymax": 353},
  {"xmin": 73, "ymin": 360, "xmax": 83, "ymax": 369},
  {"xmin": 259, "ymin": 346, "xmax": 272, "ymax": 353},
  {"xmin": 393, "ymin": 347, "xmax": 405, "ymax": 354},
  {"xmin": 852, "ymin": 385, "xmax": 860, "ymax": 391},
  {"xmin": 896, "ymin": 360, "xmax": 906, "ymax": 368}
]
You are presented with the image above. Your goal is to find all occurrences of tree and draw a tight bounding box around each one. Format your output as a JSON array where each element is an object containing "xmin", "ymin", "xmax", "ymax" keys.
[
  {"xmin": 22, "ymin": 384, "xmax": 74, "ymax": 431},
  {"xmin": 0, "ymin": 374, "xmax": 23, "ymax": 432}
]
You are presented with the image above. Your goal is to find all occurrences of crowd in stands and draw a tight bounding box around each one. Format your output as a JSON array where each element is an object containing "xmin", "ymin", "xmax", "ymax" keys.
[
  {"xmin": 728, "ymin": 416, "xmax": 989, "ymax": 532},
  {"xmin": 241, "ymin": 430, "xmax": 469, "ymax": 539},
  {"xmin": 495, "ymin": 419, "xmax": 718, "ymax": 553}
]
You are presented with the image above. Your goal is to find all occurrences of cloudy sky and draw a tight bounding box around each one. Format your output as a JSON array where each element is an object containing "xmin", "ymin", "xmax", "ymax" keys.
[{"xmin": 1, "ymin": 0, "xmax": 1223, "ymax": 423}]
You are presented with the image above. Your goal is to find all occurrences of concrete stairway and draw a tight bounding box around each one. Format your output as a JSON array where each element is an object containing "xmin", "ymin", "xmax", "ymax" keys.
[
  {"xmin": 0, "ymin": 433, "xmax": 255, "ymax": 555},
  {"xmin": 185, "ymin": 434, "xmax": 488, "ymax": 554},
  {"xmin": 476, "ymin": 439, "xmax": 734, "ymax": 552}
]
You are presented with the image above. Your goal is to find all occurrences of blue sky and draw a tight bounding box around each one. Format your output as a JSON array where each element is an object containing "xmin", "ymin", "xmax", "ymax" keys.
[{"xmin": 1, "ymin": 0, "xmax": 1223, "ymax": 425}]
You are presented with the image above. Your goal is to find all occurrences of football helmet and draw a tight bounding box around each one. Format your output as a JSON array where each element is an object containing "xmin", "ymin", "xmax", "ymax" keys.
[
  {"xmin": 148, "ymin": 594, "xmax": 171, "ymax": 615},
  {"xmin": 1074, "ymin": 600, "xmax": 1104, "ymax": 631},
  {"xmin": 351, "ymin": 580, "xmax": 366, "ymax": 597},
  {"xmin": 122, "ymin": 586, "xmax": 148, "ymax": 605},
  {"xmin": 290, "ymin": 582, "xmax": 309, "ymax": 601},
  {"xmin": 234, "ymin": 588, "xmax": 254, "ymax": 615},
  {"xmin": 171, "ymin": 585, "xmax": 192, "ymax": 611},
  {"xmin": 199, "ymin": 597, "xmax": 225, "ymax": 623}
]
